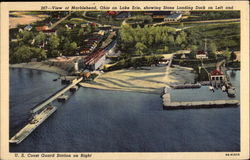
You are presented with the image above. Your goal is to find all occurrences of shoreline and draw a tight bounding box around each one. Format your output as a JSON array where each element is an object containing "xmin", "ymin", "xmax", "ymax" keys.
[
  {"xmin": 10, "ymin": 62, "xmax": 196, "ymax": 94},
  {"xmin": 10, "ymin": 62, "xmax": 68, "ymax": 76}
]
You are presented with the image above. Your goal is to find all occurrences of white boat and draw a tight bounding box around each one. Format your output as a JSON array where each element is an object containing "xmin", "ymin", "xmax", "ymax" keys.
[
  {"xmin": 209, "ymin": 86, "xmax": 214, "ymax": 90},
  {"xmin": 222, "ymin": 86, "xmax": 226, "ymax": 92}
]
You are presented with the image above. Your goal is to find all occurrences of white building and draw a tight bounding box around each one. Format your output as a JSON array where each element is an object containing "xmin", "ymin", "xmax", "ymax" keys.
[
  {"xmin": 210, "ymin": 69, "xmax": 225, "ymax": 87},
  {"xmin": 164, "ymin": 13, "xmax": 182, "ymax": 22}
]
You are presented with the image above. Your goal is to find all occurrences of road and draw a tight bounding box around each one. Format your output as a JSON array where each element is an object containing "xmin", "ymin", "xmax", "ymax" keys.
[{"xmin": 49, "ymin": 12, "xmax": 72, "ymax": 30}]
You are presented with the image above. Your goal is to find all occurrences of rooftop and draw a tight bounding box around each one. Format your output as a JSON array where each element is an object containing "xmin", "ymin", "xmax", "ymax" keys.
[{"xmin": 210, "ymin": 69, "xmax": 224, "ymax": 76}]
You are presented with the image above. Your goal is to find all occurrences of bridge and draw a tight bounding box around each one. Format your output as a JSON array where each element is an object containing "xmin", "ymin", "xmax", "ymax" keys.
[{"xmin": 31, "ymin": 77, "xmax": 83, "ymax": 114}]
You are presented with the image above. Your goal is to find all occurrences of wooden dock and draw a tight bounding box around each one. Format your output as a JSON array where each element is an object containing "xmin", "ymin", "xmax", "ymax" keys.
[
  {"xmin": 162, "ymin": 93, "xmax": 240, "ymax": 110},
  {"xmin": 31, "ymin": 77, "xmax": 83, "ymax": 113}
]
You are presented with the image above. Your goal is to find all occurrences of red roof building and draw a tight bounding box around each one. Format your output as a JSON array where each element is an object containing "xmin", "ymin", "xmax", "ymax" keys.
[
  {"xmin": 84, "ymin": 49, "xmax": 106, "ymax": 70},
  {"xmin": 210, "ymin": 69, "xmax": 225, "ymax": 87},
  {"xmin": 36, "ymin": 26, "xmax": 49, "ymax": 32},
  {"xmin": 210, "ymin": 69, "xmax": 224, "ymax": 76}
]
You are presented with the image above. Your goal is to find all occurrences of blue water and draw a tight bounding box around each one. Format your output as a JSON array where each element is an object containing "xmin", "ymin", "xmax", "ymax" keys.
[
  {"xmin": 9, "ymin": 68, "xmax": 240, "ymax": 152},
  {"xmin": 171, "ymin": 70, "xmax": 240, "ymax": 102}
]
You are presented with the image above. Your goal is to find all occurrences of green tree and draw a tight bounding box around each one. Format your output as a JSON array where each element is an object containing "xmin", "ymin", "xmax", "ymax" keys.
[
  {"xmin": 49, "ymin": 35, "xmax": 60, "ymax": 49},
  {"xmin": 65, "ymin": 42, "xmax": 77, "ymax": 56},
  {"xmin": 223, "ymin": 48, "xmax": 230, "ymax": 60},
  {"xmin": 230, "ymin": 51, "xmax": 237, "ymax": 61},
  {"xmin": 19, "ymin": 31, "xmax": 34, "ymax": 45},
  {"xmin": 190, "ymin": 45, "xmax": 198, "ymax": 59},
  {"xmin": 34, "ymin": 32, "xmax": 46, "ymax": 46},
  {"xmin": 135, "ymin": 42, "xmax": 147, "ymax": 56},
  {"xmin": 48, "ymin": 35, "xmax": 60, "ymax": 57},
  {"xmin": 31, "ymin": 47, "xmax": 47, "ymax": 60},
  {"xmin": 11, "ymin": 45, "xmax": 32, "ymax": 63},
  {"xmin": 208, "ymin": 42, "xmax": 217, "ymax": 59}
]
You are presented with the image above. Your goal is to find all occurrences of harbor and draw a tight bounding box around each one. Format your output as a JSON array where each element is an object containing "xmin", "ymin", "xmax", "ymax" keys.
[{"xmin": 162, "ymin": 70, "xmax": 240, "ymax": 110}]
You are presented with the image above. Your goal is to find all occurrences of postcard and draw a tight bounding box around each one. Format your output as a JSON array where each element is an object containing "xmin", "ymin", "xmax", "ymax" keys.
[{"xmin": 0, "ymin": 1, "xmax": 249, "ymax": 160}]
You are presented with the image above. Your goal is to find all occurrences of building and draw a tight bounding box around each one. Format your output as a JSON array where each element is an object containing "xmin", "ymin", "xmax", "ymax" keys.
[
  {"xmin": 80, "ymin": 32, "xmax": 105, "ymax": 55},
  {"xmin": 36, "ymin": 26, "xmax": 49, "ymax": 32},
  {"xmin": 164, "ymin": 13, "xmax": 182, "ymax": 22},
  {"xmin": 24, "ymin": 25, "xmax": 32, "ymax": 31},
  {"xmin": 115, "ymin": 12, "xmax": 131, "ymax": 19},
  {"xmin": 196, "ymin": 50, "xmax": 208, "ymax": 59},
  {"xmin": 171, "ymin": 11, "xmax": 191, "ymax": 16},
  {"xmin": 84, "ymin": 49, "xmax": 106, "ymax": 70},
  {"xmin": 42, "ymin": 29, "xmax": 57, "ymax": 35},
  {"xmin": 210, "ymin": 69, "xmax": 225, "ymax": 87}
]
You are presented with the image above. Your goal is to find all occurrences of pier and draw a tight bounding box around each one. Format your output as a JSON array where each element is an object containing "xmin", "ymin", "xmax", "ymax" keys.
[
  {"xmin": 31, "ymin": 77, "xmax": 83, "ymax": 114},
  {"xmin": 162, "ymin": 92, "xmax": 240, "ymax": 110},
  {"xmin": 10, "ymin": 77, "xmax": 83, "ymax": 144},
  {"xmin": 10, "ymin": 106, "xmax": 57, "ymax": 144}
]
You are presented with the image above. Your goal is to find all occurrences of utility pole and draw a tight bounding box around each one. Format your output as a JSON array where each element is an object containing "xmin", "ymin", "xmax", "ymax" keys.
[{"xmin": 204, "ymin": 38, "xmax": 207, "ymax": 55}]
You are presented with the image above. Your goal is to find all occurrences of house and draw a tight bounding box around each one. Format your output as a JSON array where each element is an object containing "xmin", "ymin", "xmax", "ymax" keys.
[
  {"xmin": 36, "ymin": 26, "xmax": 49, "ymax": 32},
  {"xmin": 196, "ymin": 50, "xmax": 208, "ymax": 59},
  {"xmin": 210, "ymin": 69, "xmax": 225, "ymax": 87},
  {"xmin": 164, "ymin": 13, "xmax": 182, "ymax": 22},
  {"xmin": 42, "ymin": 29, "xmax": 57, "ymax": 35},
  {"xmin": 115, "ymin": 12, "xmax": 131, "ymax": 19},
  {"xmin": 171, "ymin": 11, "xmax": 190, "ymax": 16},
  {"xmin": 106, "ymin": 11, "xmax": 120, "ymax": 16},
  {"xmin": 24, "ymin": 25, "xmax": 32, "ymax": 31}
]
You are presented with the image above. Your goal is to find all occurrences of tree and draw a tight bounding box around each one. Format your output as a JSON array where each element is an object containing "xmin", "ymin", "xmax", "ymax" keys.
[
  {"xmin": 230, "ymin": 51, "xmax": 237, "ymax": 61},
  {"xmin": 11, "ymin": 45, "xmax": 32, "ymax": 63},
  {"xmin": 175, "ymin": 35, "xmax": 183, "ymax": 46},
  {"xmin": 65, "ymin": 42, "xmax": 77, "ymax": 56},
  {"xmin": 223, "ymin": 48, "xmax": 230, "ymax": 60},
  {"xmin": 48, "ymin": 35, "xmax": 60, "ymax": 57},
  {"xmin": 190, "ymin": 45, "xmax": 198, "ymax": 59},
  {"xmin": 34, "ymin": 32, "xmax": 46, "ymax": 46},
  {"xmin": 48, "ymin": 35, "xmax": 60, "ymax": 49},
  {"xmin": 208, "ymin": 42, "xmax": 217, "ymax": 59},
  {"xmin": 135, "ymin": 42, "xmax": 147, "ymax": 56},
  {"xmin": 179, "ymin": 23, "xmax": 184, "ymax": 30},
  {"xmin": 31, "ymin": 47, "xmax": 47, "ymax": 60},
  {"xmin": 19, "ymin": 31, "xmax": 34, "ymax": 45}
]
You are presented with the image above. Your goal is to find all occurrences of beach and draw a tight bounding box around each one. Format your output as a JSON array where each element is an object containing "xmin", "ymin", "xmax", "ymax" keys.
[
  {"xmin": 80, "ymin": 65, "xmax": 195, "ymax": 94},
  {"xmin": 10, "ymin": 62, "xmax": 68, "ymax": 76}
]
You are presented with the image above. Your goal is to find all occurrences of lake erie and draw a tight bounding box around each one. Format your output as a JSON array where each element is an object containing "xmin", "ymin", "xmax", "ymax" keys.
[{"xmin": 9, "ymin": 68, "xmax": 240, "ymax": 152}]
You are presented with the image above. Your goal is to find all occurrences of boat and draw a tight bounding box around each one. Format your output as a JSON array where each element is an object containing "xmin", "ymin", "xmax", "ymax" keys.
[
  {"xmin": 53, "ymin": 78, "xmax": 58, "ymax": 81},
  {"xmin": 209, "ymin": 86, "xmax": 214, "ymax": 90},
  {"xmin": 227, "ymin": 87, "xmax": 236, "ymax": 97},
  {"xmin": 222, "ymin": 85, "xmax": 226, "ymax": 92}
]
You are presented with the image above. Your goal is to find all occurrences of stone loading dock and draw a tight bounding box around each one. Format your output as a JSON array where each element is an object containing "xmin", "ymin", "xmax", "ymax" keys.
[{"xmin": 162, "ymin": 92, "xmax": 240, "ymax": 110}]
